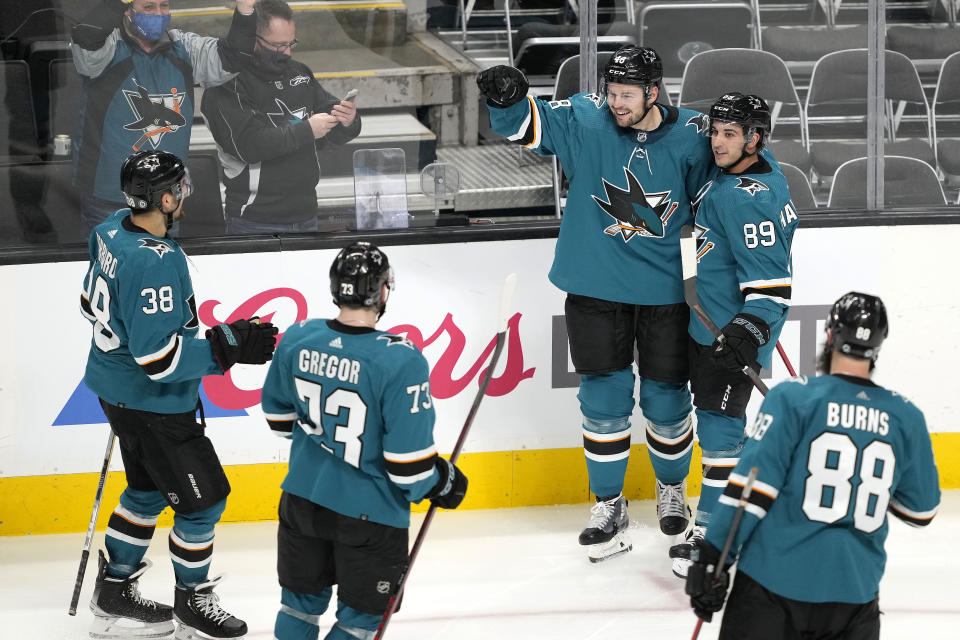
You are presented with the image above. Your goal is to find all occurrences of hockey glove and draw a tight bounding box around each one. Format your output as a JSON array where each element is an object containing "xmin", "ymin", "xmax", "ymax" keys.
[
  {"xmin": 426, "ymin": 457, "xmax": 468, "ymax": 510},
  {"xmin": 685, "ymin": 540, "xmax": 731, "ymax": 622},
  {"xmin": 711, "ymin": 313, "xmax": 770, "ymax": 373},
  {"xmin": 206, "ymin": 317, "xmax": 278, "ymax": 372},
  {"xmin": 477, "ymin": 65, "xmax": 529, "ymax": 108}
]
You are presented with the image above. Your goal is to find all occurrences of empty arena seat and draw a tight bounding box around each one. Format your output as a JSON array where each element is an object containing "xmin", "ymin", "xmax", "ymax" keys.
[
  {"xmin": 637, "ymin": 2, "xmax": 759, "ymax": 80},
  {"xmin": 0, "ymin": 159, "xmax": 83, "ymax": 245},
  {"xmin": 827, "ymin": 156, "xmax": 946, "ymax": 208},
  {"xmin": 780, "ymin": 162, "xmax": 817, "ymax": 210},
  {"xmin": 179, "ymin": 151, "xmax": 226, "ymax": 238},
  {"xmin": 48, "ymin": 57, "xmax": 82, "ymax": 145},
  {"xmin": 933, "ymin": 51, "xmax": 960, "ymax": 178},
  {"xmin": 806, "ymin": 49, "xmax": 935, "ymax": 180}
]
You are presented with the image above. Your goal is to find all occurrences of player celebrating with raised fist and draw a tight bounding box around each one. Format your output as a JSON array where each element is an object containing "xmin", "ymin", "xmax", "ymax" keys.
[
  {"xmin": 260, "ymin": 242, "xmax": 468, "ymax": 640},
  {"xmin": 478, "ymin": 46, "xmax": 714, "ymax": 562},
  {"xmin": 686, "ymin": 292, "xmax": 940, "ymax": 639},
  {"xmin": 80, "ymin": 150, "xmax": 277, "ymax": 639},
  {"xmin": 670, "ymin": 92, "xmax": 798, "ymax": 579}
]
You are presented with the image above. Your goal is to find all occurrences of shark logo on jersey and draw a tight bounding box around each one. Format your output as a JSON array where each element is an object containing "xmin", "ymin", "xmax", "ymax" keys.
[
  {"xmin": 378, "ymin": 334, "xmax": 415, "ymax": 349},
  {"xmin": 686, "ymin": 113, "xmax": 709, "ymax": 135},
  {"xmin": 267, "ymin": 98, "xmax": 308, "ymax": 127},
  {"xmin": 690, "ymin": 221, "xmax": 716, "ymax": 262},
  {"xmin": 184, "ymin": 294, "xmax": 199, "ymax": 329},
  {"xmin": 736, "ymin": 176, "xmax": 770, "ymax": 196},
  {"xmin": 139, "ymin": 237, "xmax": 174, "ymax": 258},
  {"xmin": 585, "ymin": 92, "xmax": 605, "ymax": 109},
  {"xmin": 122, "ymin": 81, "xmax": 187, "ymax": 149},
  {"xmin": 594, "ymin": 167, "xmax": 678, "ymax": 241},
  {"xmin": 290, "ymin": 74, "xmax": 311, "ymax": 87}
]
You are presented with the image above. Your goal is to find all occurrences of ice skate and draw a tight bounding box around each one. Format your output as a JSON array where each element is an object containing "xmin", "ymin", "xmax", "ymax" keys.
[
  {"xmin": 578, "ymin": 494, "xmax": 632, "ymax": 562},
  {"xmin": 89, "ymin": 550, "xmax": 174, "ymax": 639},
  {"xmin": 656, "ymin": 479, "xmax": 691, "ymax": 536},
  {"xmin": 669, "ymin": 525, "xmax": 705, "ymax": 579},
  {"xmin": 173, "ymin": 576, "xmax": 247, "ymax": 639}
]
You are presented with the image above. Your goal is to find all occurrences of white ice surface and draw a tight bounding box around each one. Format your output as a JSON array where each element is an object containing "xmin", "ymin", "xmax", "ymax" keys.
[{"xmin": 2, "ymin": 492, "xmax": 958, "ymax": 639}]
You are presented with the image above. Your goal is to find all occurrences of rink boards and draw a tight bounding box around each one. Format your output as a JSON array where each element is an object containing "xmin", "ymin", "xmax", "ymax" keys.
[{"xmin": 2, "ymin": 226, "xmax": 959, "ymax": 535}]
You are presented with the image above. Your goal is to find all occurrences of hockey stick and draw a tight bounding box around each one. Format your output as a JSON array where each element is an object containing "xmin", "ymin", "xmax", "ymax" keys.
[
  {"xmin": 374, "ymin": 273, "xmax": 519, "ymax": 640},
  {"xmin": 690, "ymin": 466, "xmax": 758, "ymax": 640},
  {"xmin": 68, "ymin": 430, "xmax": 117, "ymax": 616},
  {"xmin": 776, "ymin": 341, "xmax": 797, "ymax": 377},
  {"xmin": 679, "ymin": 225, "xmax": 769, "ymax": 396}
]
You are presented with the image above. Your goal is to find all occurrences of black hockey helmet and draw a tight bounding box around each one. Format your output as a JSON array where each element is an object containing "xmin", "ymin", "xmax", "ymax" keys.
[
  {"xmin": 330, "ymin": 242, "xmax": 394, "ymax": 309},
  {"xmin": 825, "ymin": 292, "xmax": 889, "ymax": 360},
  {"xmin": 709, "ymin": 92, "xmax": 772, "ymax": 147},
  {"xmin": 603, "ymin": 46, "xmax": 663, "ymax": 88},
  {"xmin": 120, "ymin": 150, "xmax": 189, "ymax": 211}
]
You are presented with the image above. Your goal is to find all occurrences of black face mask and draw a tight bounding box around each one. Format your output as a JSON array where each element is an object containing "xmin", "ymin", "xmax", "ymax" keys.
[{"xmin": 256, "ymin": 48, "xmax": 291, "ymax": 75}]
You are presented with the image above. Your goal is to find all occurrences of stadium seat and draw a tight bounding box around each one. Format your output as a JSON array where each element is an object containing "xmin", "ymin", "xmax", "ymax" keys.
[
  {"xmin": 179, "ymin": 151, "xmax": 226, "ymax": 238},
  {"xmin": 0, "ymin": 61, "xmax": 41, "ymax": 161},
  {"xmin": 677, "ymin": 48, "xmax": 810, "ymax": 172},
  {"xmin": 636, "ymin": 2, "xmax": 759, "ymax": 81},
  {"xmin": 805, "ymin": 49, "xmax": 935, "ymax": 181},
  {"xmin": 827, "ymin": 156, "xmax": 946, "ymax": 208},
  {"xmin": 514, "ymin": 35, "xmax": 634, "ymax": 85},
  {"xmin": 933, "ymin": 51, "xmax": 960, "ymax": 178},
  {"xmin": 780, "ymin": 162, "xmax": 817, "ymax": 210},
  {"xmin": 25, "ymin": 40, "xmax": 71, "ymax": 146}
]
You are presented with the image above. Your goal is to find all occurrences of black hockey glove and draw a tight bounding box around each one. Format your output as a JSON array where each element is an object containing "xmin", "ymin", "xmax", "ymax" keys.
[
  {"xmin": 685, "ymin": 540, "xmax": 731, "ymax": 622},
  {"xmin": 206, "ymin": 317, "xmax": 278, "ymax": 372},
  {"xmin": 477, "ymin": 65, "xmax": 529, "ymax": 108},
  {"xmin": 711, "ymin": 313, "xmax": 770, "ymax": 374},
  {"xmin": 426, "ymin": 457, "xmax": 468, "ymax": 510}
]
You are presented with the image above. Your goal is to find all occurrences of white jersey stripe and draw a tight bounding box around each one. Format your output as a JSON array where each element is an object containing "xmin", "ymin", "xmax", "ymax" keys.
[
  {"xmin": 264, "ymin": 411, "xmax": 298, "ymax": 421},
  {"xmin": 105, "ymin": 528, "xmax": 152, "ymax": 547},
  {"xmin": 745, "ymin": 292, "xmax": 791, "ymax": 306},
  {"xmin": 383, "ymin": 445, "xmax": 437, "ymax": 463},
  {"xmin": 582, "ymin": 427, "xmax": 632, "ymax": 442},
  {"xmin": 387, "ymin": 468, "xmax": 435, "ymax": 485},
  {"xmin": 584, "ymin": 449, "xmax": 631, "ymax": 463},
  {"xmin": 114, "ymin": 505, "xmax": 159, "ymax": 527},
  {"xmin": 135, "ymin": 333, "xmax": 179, "ymax": 365},
  {"xmin": 169, "ymin": 530, "xmax": 214, "ymax": 551},
  {"xmin": 740, "ymin": 277, "xmax": 792, "ymax": 289}
]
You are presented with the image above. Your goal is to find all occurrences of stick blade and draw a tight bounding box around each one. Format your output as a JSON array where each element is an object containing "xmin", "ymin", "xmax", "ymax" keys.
[
  {"xmin": 679, "ymin": 225, "xmax": 700, "ymax": 308},
  {"xmin": 497, "ymin": 273, "xmax": 518, "ymax": 333}
]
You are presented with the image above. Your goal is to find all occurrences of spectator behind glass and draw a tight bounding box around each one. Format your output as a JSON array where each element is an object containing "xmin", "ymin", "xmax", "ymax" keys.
[
  {"xmin": 200, "ymin": 0, "xmax": 361, "ymax": 235},
  {"xmin": 70, "ymin": 0, "xmax": 256, "ymax": 236}
]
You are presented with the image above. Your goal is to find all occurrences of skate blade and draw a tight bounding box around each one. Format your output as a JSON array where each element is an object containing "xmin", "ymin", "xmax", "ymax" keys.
[
  {"xmin": 587, "ymin": 531, "xmax": 632, "ymax": 563},
  {"xmin": 174, "ymin": 623, "xmax": 246, "ymax": 640},
  {"xmin": 90, "ymin": 614, "xmax": 175, "ymax": 639}
]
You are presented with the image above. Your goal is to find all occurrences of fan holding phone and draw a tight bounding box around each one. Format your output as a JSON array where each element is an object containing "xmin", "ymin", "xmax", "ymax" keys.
[{"xmin": 200, "ymin": 0, "xmax": 362, "ymax": 234}]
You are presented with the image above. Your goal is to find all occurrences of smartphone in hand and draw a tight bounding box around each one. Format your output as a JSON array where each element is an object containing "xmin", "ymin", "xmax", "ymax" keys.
[{"xmin": 342, "ymin": 88, "xmax": 358, "ymax": 102}]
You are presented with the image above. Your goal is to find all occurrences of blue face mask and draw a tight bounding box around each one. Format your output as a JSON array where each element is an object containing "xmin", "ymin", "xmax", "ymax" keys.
[{"xmin": 130, "ymin": 11, "xmax": 171, "ymax": 42}]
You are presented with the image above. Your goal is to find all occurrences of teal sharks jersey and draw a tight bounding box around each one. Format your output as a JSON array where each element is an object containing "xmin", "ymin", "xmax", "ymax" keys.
[
  {"xmin": 489, "ymin": 94, "xmax": 714, "ymax": 305},
  {"xmin": 689, "ymin": 151, "xmax": 798, "ymax": 367},
  {"xmin": 81, "ymin": 211, "xmax": 220, "ymax": 413},
  {"xmin": 706, "ymin": 374, "xmax": 941, "ymax": 603},
  {"xmin": 261, "ymin": 319, "xmax": 441, "ymax": 528}
]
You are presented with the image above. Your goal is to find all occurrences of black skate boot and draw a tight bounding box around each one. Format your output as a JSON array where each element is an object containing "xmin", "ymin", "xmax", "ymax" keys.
[
  {"xmin": 656, "ymin": 479, "xmax": 691, "ymax": 536},
  {"xmin": 173, "ymin": 576, "xmax": 247, "ymax": 639},
  {"xmin": 578, "ymin": 493, "xmax": 632, "ymax": 562},
  {"xmin": 89, "ymin": 550, "xmax": 175, "ymax": 639},
  {"xmin": 669, "ymin": 525, "xmax": 706, "ymax": 579}
]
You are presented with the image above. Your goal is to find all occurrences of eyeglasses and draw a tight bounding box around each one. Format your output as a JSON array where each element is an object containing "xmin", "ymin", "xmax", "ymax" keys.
[{"xmin": 257, "ymin": 35, "xmax": 299, "ymax": 51}]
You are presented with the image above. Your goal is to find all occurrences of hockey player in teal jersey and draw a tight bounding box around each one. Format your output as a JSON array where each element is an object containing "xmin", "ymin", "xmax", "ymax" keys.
[
  {"xmin": 260, "ymin": 242, "xmax": 468, "ymax": 640},
  {"xmin": 669, "ymin": 93, "xmax": 799, "ymax": 579},
  {"xmin": 80, "ymin": 150, "xmax": 278, "ymax": 639},
  {"xmin": 686, "ymin": 292, "xmax": 940, "ymax": 639},
  {"xmin": 478, "ymin": 46, "xmax": 714, "ymax": 561}
]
